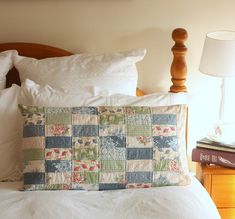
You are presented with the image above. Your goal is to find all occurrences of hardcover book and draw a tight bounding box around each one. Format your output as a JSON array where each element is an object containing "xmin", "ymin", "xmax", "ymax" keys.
[
  {"xmin": 192, "ymin": 147, "xmax": 235, "ymax": 168},
  {"xmin": 196, "ymin": 137, "xmax": 235, "ymax": 153}
]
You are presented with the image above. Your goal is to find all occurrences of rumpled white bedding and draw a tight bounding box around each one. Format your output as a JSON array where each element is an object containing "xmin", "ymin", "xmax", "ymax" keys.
[{"xmin": 0, "ymin": 176, "xmax": 220, "ymax": 219}]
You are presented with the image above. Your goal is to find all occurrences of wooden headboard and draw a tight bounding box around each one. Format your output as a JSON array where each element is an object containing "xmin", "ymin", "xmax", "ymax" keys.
[{"xmin": 0, "ymin": 28, "xmax": 188, "ymax": 94}]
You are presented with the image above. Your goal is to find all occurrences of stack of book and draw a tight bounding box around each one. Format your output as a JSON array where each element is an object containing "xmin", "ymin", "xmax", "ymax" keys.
[{"xmin": 192, "ymin": 138, "xmax": 235, "ymax": 168}]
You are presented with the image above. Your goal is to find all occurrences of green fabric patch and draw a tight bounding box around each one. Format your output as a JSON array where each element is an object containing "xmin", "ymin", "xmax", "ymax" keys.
[
  {"xmin": 23, "ymin": 149, "xmax": 44, "ymax": 161},
  {"xmin": 99, "ymin": 114, "xmax": 125, "ymax": 125},
  {"xmin": 101, "ymin": 160, "xmax": 125, "ymax": 171},
  {"xmin": 24, "ymin": 184, "xmax": 45, "ymax": 191},
  {"xmin": 73, "ymin": 147, "xmax": 98, "ymax": 160},
  {"xmin": 127, "ymin": 125, "xmax": 151, "ymax": 136},
  {"xmin": 125, "ymin": 106, "xmax": 150, "ymax": 114},
  {"xmin": 82, "ymin": 172, "xmax": 98, "ymax": 184},
  {"xmin": 19, "ymin": 104, "xmax": 44, "ymax": 114},
  {"xmin": 154, "ymin": 159, "xmax": 170, "ymax": 171},
  {"xmin": 46, "ymin": 113, "xmax": 71, "ymax": 125}
]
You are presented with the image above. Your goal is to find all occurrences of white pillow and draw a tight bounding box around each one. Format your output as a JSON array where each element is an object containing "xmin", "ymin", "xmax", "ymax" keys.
[
  {"xmin": 14, "ymin": 49, "xmax": 146, "ymax": 96},
  {"xmin": 0, "ymin": 85, "xmax": 21, "ymax": 181},
  {"xmin": 19, "ymin": 79, "xmax": 189, "ymax": 107},
  {"xmin": 108, "ymin": 92, "xmax": 189, "ymax": 106},
  {"xmin": 0, "ymin": 50, "xmax": 18, "ymax": 89},
  {"xmin": 19, "ymin": 79, "xmax": 108, "ymax": 107}
]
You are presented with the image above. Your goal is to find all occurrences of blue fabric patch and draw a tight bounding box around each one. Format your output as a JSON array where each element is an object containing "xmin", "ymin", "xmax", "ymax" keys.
[
  {"xmin": 151, "ymin": 114, "xmax": 177, "ymax": 125},
  {"xmin": 72, "ymin": 107, "xmax": 98, "ymax": 115},
  {"xmin": 45, "ymin": 160, "xmax": 71, "ymax": 172},
  {"xmin": 127, "ymin": 148, "xmax": 153, "ymax": 160},
  {"xmin": 45, "ymin": 137, "xmax": 72, "ymax": 148},
  {"xmin": 100, "ymin": 136, "xmax": 126, "ymax": 148},
  {"xmin": 23, "ymin": 125, "xmax": 45, "ymax": 137},
  {"xmin": 24, "ymin": 172, "xmax": 45, "ymax": 184},
  {"xmin": 73, "ymin": 125, "xmax": 98, "ymax": 137},
  {"xmin": 127, "ymin": 172, "xmax": 152, "ymax": 183},
  {"xmin": 100, "ymin": 144, "xmax": 126, "ymax": 160},
  {"xmin": 99, "ymin": 183, "xmax": 126, "ymax": 190},
  {"xmin": 153, "ymin": 136, "xmax": 178, "ymax": 151}
]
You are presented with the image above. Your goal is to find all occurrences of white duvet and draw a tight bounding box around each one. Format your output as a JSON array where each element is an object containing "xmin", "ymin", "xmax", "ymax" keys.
[{"xmin": 0, "ymin": 177, "xmax": 220, "ymax": 219}]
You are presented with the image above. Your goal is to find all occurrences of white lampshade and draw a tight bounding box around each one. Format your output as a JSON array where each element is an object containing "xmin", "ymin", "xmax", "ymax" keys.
[{"xmin": 199, "ymin": 30, "xmax": 235, "ymax": 77}]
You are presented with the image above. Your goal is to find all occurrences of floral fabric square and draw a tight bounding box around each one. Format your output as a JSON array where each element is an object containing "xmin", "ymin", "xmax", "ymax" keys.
[{"xmin": 19, "ymin": 104, "xmax": 190, "ymax": 191}]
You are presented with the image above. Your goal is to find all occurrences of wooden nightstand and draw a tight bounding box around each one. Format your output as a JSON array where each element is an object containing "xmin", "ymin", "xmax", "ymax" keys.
[{"xmin": 196, "ymin": 163, "xmax": 235, "ymax": 219}]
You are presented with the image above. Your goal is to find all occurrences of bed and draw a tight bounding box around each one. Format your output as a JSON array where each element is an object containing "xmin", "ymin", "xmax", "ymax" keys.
[{"xmin": 0, "ymin": 28, "xmax": 221, "ymax": 219}]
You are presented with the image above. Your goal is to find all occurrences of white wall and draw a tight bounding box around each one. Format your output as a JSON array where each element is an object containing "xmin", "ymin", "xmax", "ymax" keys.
[
  {"xmin": 1, "ymin": 0, "xmax": 235, "ymax": 168},
  {"xmin": 1, "ymin": 0, "xmax": 234, "ymax": 91}
]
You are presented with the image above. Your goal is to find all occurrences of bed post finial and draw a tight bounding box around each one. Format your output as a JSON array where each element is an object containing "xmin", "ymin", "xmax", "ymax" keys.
[{"xmin": 170, "ymin": 28, "xmax": 188, "ymax": 93}]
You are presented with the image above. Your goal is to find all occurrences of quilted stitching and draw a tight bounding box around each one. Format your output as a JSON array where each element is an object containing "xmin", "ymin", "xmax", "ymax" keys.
[{"xmin": 19, "ymin": 104, "xmax": 190, "ymax": 191}]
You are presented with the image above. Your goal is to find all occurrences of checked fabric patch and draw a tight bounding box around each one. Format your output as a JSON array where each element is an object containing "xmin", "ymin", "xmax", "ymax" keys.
[{"xmin": 19, "ymin": 104, "xmax": 190, "ymax": 191}]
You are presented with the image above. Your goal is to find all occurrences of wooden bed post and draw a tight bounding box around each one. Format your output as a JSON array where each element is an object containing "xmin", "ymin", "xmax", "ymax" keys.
[
  {"xmin": 170, "ymin": 28, "xmax": 188, "ymax": 93},
  {"xmin": 170, "ymin": 28, "xmax": 189, "ymax": 156}
]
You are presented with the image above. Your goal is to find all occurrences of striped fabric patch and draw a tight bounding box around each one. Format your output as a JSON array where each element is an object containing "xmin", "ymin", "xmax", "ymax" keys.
[{"xmin": 19, "ymin": 104, "xmax": 189, "ymax": 191}]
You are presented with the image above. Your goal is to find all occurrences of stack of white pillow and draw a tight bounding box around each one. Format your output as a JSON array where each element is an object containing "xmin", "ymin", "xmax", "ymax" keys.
[{"xmin": 0, "ymin": 49, "xmax": 189, "ymax": 182}]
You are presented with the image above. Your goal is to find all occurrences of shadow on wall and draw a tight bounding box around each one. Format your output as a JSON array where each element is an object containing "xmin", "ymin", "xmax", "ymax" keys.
[{"xmin": 118, "ymin": 28, "xmax": 174, "ymax": 94}]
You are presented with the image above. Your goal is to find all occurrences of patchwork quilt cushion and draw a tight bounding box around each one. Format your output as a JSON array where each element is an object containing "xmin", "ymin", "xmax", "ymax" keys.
[{"xmin": 19, "ymin": 104, "xmax": 190, "ymax": 191}]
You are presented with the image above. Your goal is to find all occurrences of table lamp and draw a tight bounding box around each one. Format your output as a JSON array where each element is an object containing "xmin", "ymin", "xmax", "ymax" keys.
[{"xmin": 199, "ymin": 30, "xmax": 235, "ymax": 143}]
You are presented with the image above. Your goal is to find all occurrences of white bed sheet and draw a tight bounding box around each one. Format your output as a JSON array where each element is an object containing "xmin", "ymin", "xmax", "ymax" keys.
[{"xmin": 0, "ymin": 176, "xmax": 220, "ymax": 219}]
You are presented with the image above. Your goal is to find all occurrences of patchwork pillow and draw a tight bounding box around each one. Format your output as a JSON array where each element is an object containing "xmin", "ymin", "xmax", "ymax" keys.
[{"xmin": 19, "ymin": 104, "xmax": 190, "ymax": 191}]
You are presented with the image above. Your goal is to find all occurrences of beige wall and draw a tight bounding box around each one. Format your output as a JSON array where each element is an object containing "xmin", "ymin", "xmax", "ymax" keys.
[
  {"xmin": 1, "ymin": 0, "xmax": 235, "ymax": 92},
  {"xmin": 1, "ymin": 0, "xmax": 235, "ymax": 157}
]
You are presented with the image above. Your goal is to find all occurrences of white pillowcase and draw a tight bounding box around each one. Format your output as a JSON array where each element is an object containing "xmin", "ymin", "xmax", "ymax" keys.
[
  {"xmin": 0, "ymin": 85, "xmax": 21, "ymax": 181},
  {"xmin": 19, "ymin": 79, "xmax": 189, "ymax": 107},
  {"xmin": 19, "ymin": 79, "xmax": 105, "ymax": 107},
  {"xmin": 0, "ymin": 50, "xmax": 18, "ymax": 89},
  {"xmin": 14, "ymin": 49, "xmax": 146, "ymax": 96}
]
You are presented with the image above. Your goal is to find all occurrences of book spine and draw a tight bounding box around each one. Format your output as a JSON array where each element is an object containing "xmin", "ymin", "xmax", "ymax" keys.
[
  {"xmin": 192, "ymin": 148, "xmax": 235, "ymax": 168},
  {"xmin": 196, "ymin": 142, "xmax": 235, "ymax": 153}
]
